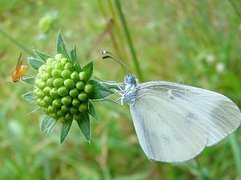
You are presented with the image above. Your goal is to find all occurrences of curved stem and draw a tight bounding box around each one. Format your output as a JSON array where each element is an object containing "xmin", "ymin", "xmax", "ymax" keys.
[
  {"xmin": 114, "ymin": 0, "xmax": 143, "ymax": 81},
  {"xmin": 0, "ymin": 28, "xmax": 33, "ymax": 56}
]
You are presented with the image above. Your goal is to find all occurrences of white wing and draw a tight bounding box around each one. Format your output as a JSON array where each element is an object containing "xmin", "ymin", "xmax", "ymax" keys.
[{"xmin": 130, "ymin": 81, "xmax": 241, "ymax": 162}]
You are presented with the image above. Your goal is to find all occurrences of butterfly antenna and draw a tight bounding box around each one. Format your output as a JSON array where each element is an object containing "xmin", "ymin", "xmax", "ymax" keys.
[{"xmin": 101, "ymin": 50, "xmax": 131, "ymax": 74}]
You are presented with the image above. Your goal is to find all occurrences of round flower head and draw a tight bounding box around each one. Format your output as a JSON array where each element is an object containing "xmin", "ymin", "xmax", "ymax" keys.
[
  {"xmin": 23, "ymin": 32, "xmax": 113, "ymax": 143},
  {"xmin": 34, "ymin": 54, "xmax": 93, "ymax": 123}
]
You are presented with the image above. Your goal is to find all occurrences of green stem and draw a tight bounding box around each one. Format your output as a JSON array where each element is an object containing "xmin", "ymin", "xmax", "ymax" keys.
[
  {"xmin": 106, "ymin": 0, "xmax": 127, "ymax": 59},
  {"xmin": 0, "ymin": 28, "xmax": 33, "ymax": 55},
  {"xmin": 195, "ymin": 158, "xmax": 205, "ymax": 180},
  {"xmin": 114, "ymin": 0, "xmax": 143, "ymax": 81},
  {"xmin": 229, "ymin": 133, "xmax": 241, "ymax": 179},
  {"xmin": 97, "ymin": 0, "xmax": 107, "ymax": 17},
  {"xmin": 176, "ymin": 24, "xmax": 196, "ymax": 84},
  {"xmin": 228, "ymin": 0, "xmax": 241, "ymax": 18}
]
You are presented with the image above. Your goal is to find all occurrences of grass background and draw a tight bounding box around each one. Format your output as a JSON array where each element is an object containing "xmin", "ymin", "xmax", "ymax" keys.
[{"xmin": 0, "ymin": 0, "xmax": 241, "ymax": 179}]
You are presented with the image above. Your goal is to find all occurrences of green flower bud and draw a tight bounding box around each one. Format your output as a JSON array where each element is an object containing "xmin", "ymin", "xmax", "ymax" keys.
[
  {"xmin": 59, "ymin": 116, "xmax": 66, "ymax": 123},
  {"xmin": 35, "ymin": 91, "xmax": 42, "ymax": 98},
  {"xmin": 46, "ymin": 66, "xmax": 53, "ymax": 73},
  {"xmin": 38, "ymin": 100, "xmax": 46, "ymax": 107},
  {"xmin": 46, "ymin": 78, "xmax": 54, "ymax": 86},
  {"xmin": 55, "ymin": 54, "xmax": 63, "ymax": 61},
  {"xmin": 39, "ymin": 92, "xmax": 45, "ymax": 98},
  {"xmin": 38, "ymin": 81, "xmax": 46, "ymax": 89},
  {"xmin": 57, "ymin": 110, "xmax": 64, "ymax": 117},
  {"xmin": 69, "ymin": 88, "xmax": 79, "ymax": 97},
  {"xmin": 35, "ymin": 78, "xmax": 41, "ymax": 84},
  {"xmin": 61, "ymin": 70, "xmax": 71, "ymax": 79},
  {"xmin": 38, "ymin": 15, "xmax": 53, "ymax": 34},
  {"xmin": 84, "ymin": 84, "xmax": 93, "ymax": 94},
  {"xmin": 33, "ymin": 52, "xmax": 95, "ymax": 124},
  {"xmin": 53, "ymin": 78, "xmax": 64, "ymax": 88},
  {"xmin": 65, "ymin": 63, "xmax": 74, "ymax": 71},
  {"xmin": 72, "ymin": 98, "xmax": 80, "ymax": 107},
  {"xmin": 70, "ymin": 107, "xmax": 78, "ymax": 114},
  {"xmin": 71, "ymin": 71, "xmax": 79, "ymax": 82},
  {"xmin": 64, "ymin": 79, "xmax": 75, "ymax": 89},
  {"xmin": 47, "ymin": 106, "xmax": 55, "ymax": 114},
  {"xmin": 73, "ymin": 114, "xmax": 81, "ymax": 121},
  {"xmin": 34, "ymin": 90, "xmax": 38, "ymax": 97},
  {"xmin": 61, "ymin": 105, "xmax": 69, "ymax": 113},
  {"xmin": 61, "ymin": 58, "xmax": 67, "ymax": 64},
  {"xmin": 50, "ymin": 113, "xmax": 57, "ymax": 119},
  {"xmin": 78, "ymin": 93, "xmax": 88, "ymax": 101},
  {"xmin": 39, "ymin": 65, "xmax": 47, "ymax": 72},
  {"xmin": 58, "ymin": 87, "xmax": 69, "ymax": 96},
  {"xmin": 61, "ymin": 96, "xmax": 72, "ymax": 106},
  {"xmin": 43, "ymin": 96, "xmax": 53, "ymax": 105},
  {"xmin": 78, "ymin": 103, "xmax": 88, "ymax": 113},
  {"xmin": 50, "ymin": 88, "xmax": 59, "ymax": 98},
  {"xmin": 46, "ymin": 58, "xmax": 54, "ymax": 65},
  {"xmin": 52, "ymin": 70, "xmax": 62, "ymax": 78},
  {"xmin": 65, "ymin": 113, "xmax": 73, "ymax": 121},
  {"xmin": 79, "ymin": 72, "xmax": 87, "ymax": 81},
  {"xmin": 43, "ymin": 107, "xmax": 48, "ymax": 113},
  {"xmin": 54, "ymin": 63, "xmax": 64, "ymax": 70},
  {"xmin": 48, "ymin": 106, "xmax": 55, "ymax": 113},
  {"xmin": 37, "ymin": 98, "xmax": 41, "ymax": 104},
  {"xmin": 52, "ymin": 98, "xmax": 62, "ymax": 108},
  {"xmin": 76, "ymin": 81, "xmax": 85, "ymax": 90}
]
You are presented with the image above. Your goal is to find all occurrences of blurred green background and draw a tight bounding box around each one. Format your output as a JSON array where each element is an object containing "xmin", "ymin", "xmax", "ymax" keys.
[{"xmin": 0, "ymin": 0, "xmax": 241, "ymax": 179}]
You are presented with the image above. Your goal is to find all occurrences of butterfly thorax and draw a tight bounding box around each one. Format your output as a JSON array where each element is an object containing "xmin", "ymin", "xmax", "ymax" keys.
[{"xmin": 122, "ymin": 74, "xmax": 138, "ymax": 105}]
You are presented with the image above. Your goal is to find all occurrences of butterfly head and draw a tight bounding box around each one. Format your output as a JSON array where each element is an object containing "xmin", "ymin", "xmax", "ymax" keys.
[
  {"xmin": 124, "ymin": 74, "xmax": 137, "ymax": 86},
  {"xmin": 122, "ymin": 74, "xmax": 138, "ymax": 105}
]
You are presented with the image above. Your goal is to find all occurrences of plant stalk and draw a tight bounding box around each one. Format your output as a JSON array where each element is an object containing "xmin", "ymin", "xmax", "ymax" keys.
[{"xmin": 114, "ymin": 0, "xmax": 143, "ymax": 81}]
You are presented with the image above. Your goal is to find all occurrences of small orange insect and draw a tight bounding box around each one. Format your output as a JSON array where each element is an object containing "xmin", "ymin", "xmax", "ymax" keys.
[{"xmin": 12, "ymin": 52, "xmax": 29, "ymax": 83}]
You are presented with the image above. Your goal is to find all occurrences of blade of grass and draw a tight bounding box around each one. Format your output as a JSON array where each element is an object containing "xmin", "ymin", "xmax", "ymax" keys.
[
  {"xmin": 229, "ymin": 133, "xmax": 241, "ymax": 179},
  {"xmin": 97, "ymin": 0, "xmax": 107, "ymax": 17},
  {"xmin": 114, "ymin": 0, "xmax": 143, "ymax": 81},
  {"xmin": 106, "ymin": 0, "xmax": 127, "ymax": 59},
  {"xmin": 0, "ymin": 28, "xmax": 34, "ymax": 55},
  {"xmin": 228, "ymin": 0, "xmax": 241, "ymax": 18},
  {"xmin": 176, "ymin": 24, "xmax": 196, "ymax": 84},
  {"xmin": 98, "ymin": 0, "xmax": 128, "ymax": 61}
]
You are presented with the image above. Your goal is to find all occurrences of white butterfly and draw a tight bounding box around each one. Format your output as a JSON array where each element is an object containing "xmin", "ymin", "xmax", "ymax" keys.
[{"xmin": 101, "ymin": 51, "xmax": 241, "ymax": 163}]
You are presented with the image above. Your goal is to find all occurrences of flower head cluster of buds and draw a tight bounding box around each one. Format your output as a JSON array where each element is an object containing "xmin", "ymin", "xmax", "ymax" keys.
[
  {"xmin": 34, "ymin": 54, "xmax": 93, "ymax": 123},
  {"xmin": 22, "ymin": 32, "xmax": 112, "ymax": 143}
]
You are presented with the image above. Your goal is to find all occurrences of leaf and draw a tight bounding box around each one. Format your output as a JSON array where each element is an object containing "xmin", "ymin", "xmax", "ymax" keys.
[
  {"xmin": 76, "ymin": 113, "xmax": 90, "ymax": 141},
  {"xmin": 70, "ymin": 45, "xmax": 81, "ymax": 71},
  {"xmin": 40, "ymin": 115, "xmax": 57, "ymax": 132},
  {"xmin": 27, "ymin": 107, "xmax": 41, "ymax": 115},
  {"xmin": 88, "ymin": 102, "xmax": 98, "ymax": 121},
  {"xmin": 27, "ymin": 57, "xmax": 45, "ymax": 70},
  {"xmin": 60, "ymin": 119, "xmax": 73, "ymax": 143},
  {"xmin": 82, "ymin": 61, "xmax": 93, "ymax": 81},
  {"xmin": 33, "ymin": 49, "xmax": 51, "ymax": 62},
  {"xmin": 22, "ymin": 76, "xmax": 35, "ymax": 85},
  {"xmin": 22, "ymin": 91, "xmax": 35, "ymax": 101},
  {"xmin": 56, "ymin": 31, "xmax": 70, "ymax": 60},
  {"xmin": 99, "ymin": 81, "xmax": 121, "ymax": 91},
  {"xmin": 88, "ymin": 80, "xmax": 113, "ymax": 99}
]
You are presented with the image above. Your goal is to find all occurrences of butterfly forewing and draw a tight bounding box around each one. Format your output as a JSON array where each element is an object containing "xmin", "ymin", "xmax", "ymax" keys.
[{"xmin": 130, "ymin": 81, "xmax": 241, "ymax": 162}]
